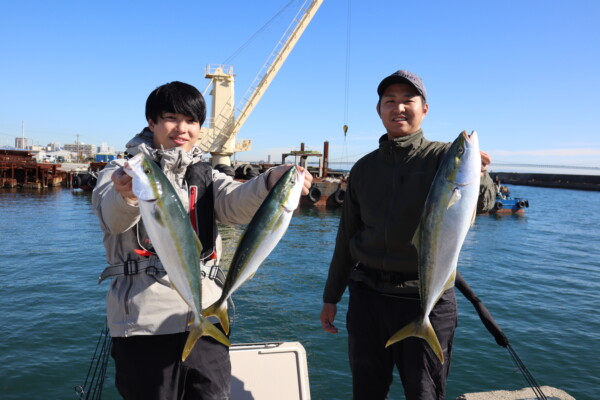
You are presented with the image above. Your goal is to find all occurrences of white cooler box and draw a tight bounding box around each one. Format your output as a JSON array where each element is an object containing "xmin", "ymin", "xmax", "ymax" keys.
[{"xmin": 230, "ymin": 342, "xmax": 311, "ymax": 400}]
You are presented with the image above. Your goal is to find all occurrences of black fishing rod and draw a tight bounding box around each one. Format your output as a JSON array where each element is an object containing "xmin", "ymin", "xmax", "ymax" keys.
[
  {"xmin": 74, "ymin": 321, "xmax": 112, "ymax": 400},
  {"xmin": 455, "ymin": 271, "xmax": 548, "ymax": 400}
]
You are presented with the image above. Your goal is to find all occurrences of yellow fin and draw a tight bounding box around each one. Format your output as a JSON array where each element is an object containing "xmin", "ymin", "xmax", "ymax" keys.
[
  {"xmin": 182, "ymin": 324, "xmax": 202, "ymax": 362},
  {"xmin": 411, "ymin": 223, "xmax": 422, "ymax": 254},
  {"xmin": 447, "ymin": 187, "xmax": 462, "ymax": 209},
  {"xmin": 470, "ymin": 205, "xmax": 477, "ymax": 227},
  {"xmin": 203, "ymin": 300, "xmax": 230, "ymax": 336},
  {"xmin": 443, "ymin": 269, "xmax": 457, "ymax": 292},
  {"xmin": 181, "ymin": 318, "xmax": 231, "ymax": 362},
  {"xmin": 201, "ymin": 317, "xmax": 230, "ymax": 347},
  {"xmin": 386, "ymin": 317, "xmax": 444, "ymax": 364},
  {"xmin": 194, "ymin": 236, "xmax": 203, "ymax": 257}
]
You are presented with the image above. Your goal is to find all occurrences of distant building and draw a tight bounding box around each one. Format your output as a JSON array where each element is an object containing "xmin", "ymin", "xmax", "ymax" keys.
[
  {"xmin": 15, "ymin": 137, "xmax": 29, "ymax": 149},
  {"xmin": 47, "ymin": 142, "xmax": 61, "ymax": 152},
  {"xmin": 64, "ymin": 143, "xmax": 95, "ymax": 157},
  {"xmin": 97, "ymin": 142, "xmax": 115, "ymax": 154}
]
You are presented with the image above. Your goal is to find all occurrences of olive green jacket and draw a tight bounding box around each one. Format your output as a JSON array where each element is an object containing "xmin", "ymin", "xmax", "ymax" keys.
[{"xmin": 323, "ymin": 130, "xmax": 495, "ymax": 303}]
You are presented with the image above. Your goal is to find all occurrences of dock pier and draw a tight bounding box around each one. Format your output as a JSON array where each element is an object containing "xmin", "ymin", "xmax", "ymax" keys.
[
  {"xmin": 1, "ymin": 149, "xmax": 71, "ymax": 189},
  {"xmin": 490, "ymin": 172, "xmax": 600, "ymax": 191}
]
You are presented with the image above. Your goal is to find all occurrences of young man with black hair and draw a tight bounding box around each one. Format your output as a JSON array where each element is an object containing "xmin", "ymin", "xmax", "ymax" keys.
[
  {"xmin": 319, "ymin": 71, "xmax": 494, "ymax": 399},
  {"xmin": 93, "ymin": 81, "xmax": 312, "ymax": 400}
]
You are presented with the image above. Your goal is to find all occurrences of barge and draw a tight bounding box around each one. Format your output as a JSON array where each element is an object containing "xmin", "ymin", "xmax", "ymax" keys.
[
  {"xmin": 0, "ymin": 149, "xmax": 66, "ymax": 189},
  {"xmin": 282, "ymin": 141, "xmax": 347, "ymax": 208}
]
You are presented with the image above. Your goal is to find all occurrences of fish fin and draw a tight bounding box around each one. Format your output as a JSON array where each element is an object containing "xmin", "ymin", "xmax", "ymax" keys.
[
  {"xmin": 194, "ymin": 236, "xmax": 203, "ymax": 257},
  {"xmin": 411, "ymin": 223, "xmax": 422, "ymax": 253},
  {"xmin": 181, "ymin": 318, "xmax": 231, "ymax": 361},
  {"xmin": 469, "ymin": 206, "xmax": 477, "ymax": 227},
  {"xmin": 447, "ymin": 187, "xmax": 462, "ymax": 209},
  {"xmin": 151, "ymin": 206, "xmax": 165, "ymax": 227},
  {"xmin": 202, "ymin": 301, "xmax": 230, "ymax": 335},
  {"xmin": 201, "ymin": 317, "xmax": 231, "ymax": 347},
  {"xmin": 443, "ymin": 269, "xmax": 457, "ymax": 292},
  {"xmin": 272, "ymin": 210, "xmax": 287, "ymax": 232},
  {"xmin": 386, "ymin": 316, "xmax": 444, "ymax": 364},
  {"xmin": 182, "ymin": 323, "xmax": 202, "ymax": 361}
]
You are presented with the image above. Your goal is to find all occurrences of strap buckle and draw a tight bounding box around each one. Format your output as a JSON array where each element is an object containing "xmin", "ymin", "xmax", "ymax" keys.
[{"xmin": 124, "ymin": 260, "xmax": 139, "ymax": 276}]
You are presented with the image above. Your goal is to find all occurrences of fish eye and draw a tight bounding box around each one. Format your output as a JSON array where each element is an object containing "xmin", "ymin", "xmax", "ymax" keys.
[
  {"xmin": 144, "ymin": 168, "xmax": 151, "ymax": 175},
  {"xmin": 457, "ymin": 147, "xmax": 464, "ymax": 155}
]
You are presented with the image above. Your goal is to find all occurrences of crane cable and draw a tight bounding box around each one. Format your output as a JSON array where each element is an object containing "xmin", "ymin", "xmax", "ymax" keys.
[
  {"xmin": 340, "ymin": 0, "xmax": 352, "ymax": 170},
  {"xmin": 222, "ymin": 1, "xmax": 297, "ymax": 65},
  {"xmin": 342, "ymin": 0, "xmax": 351, "ymax": 137}
]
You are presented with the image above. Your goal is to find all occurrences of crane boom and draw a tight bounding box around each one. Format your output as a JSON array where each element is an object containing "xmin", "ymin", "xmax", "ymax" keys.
[
  {"xmin": 232, "ymin": 0, "xmax": 323, "ymax": 138},
  {"xmin": 198, "ymin": 0, "xmax": 323, "ymax": 166}
]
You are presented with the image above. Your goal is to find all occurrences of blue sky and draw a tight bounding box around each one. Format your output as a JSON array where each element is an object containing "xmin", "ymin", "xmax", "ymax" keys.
[{"xmin": 1, "ymin": 0, "xmax": 599, "ymax": 169}]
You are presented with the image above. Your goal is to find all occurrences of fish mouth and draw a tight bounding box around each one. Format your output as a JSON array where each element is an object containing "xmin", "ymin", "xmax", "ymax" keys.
[{"xmin": 463, "ymin": 130, "xmax": 478, "ymax": 143}]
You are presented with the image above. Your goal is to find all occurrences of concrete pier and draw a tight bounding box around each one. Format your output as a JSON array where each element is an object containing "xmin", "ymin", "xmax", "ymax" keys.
[
  {"xmin": 457, "ymin": 385, "xmax": 575, "ymax": 400},
  {"xmin": 490, "ymin": 172, "xmax": 600, "ymax": 191}
]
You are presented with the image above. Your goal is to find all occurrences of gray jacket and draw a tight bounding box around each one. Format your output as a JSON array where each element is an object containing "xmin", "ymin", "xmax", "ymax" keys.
[{"xmin": 92, "ymin": 129, "xmax": 271, "ymax": 337}]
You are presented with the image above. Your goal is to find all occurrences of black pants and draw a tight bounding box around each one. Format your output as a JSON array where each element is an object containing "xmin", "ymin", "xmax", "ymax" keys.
[
  {"xmin": 111, "ymin": 330, "xmax": 231, "ymax": 400},
  {"xmin": 347, "ymin": 280, "xmax": 457, "ymax": 400}
]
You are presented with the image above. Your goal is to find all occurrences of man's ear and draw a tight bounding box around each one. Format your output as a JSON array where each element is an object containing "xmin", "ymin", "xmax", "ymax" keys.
[
  {"xmin": 147, "ymin": 119, "xmax": 155, "ymax": 132},
  {"xmin": 376, "ymin": 102, "xmax": 381, "ymax": 117}
]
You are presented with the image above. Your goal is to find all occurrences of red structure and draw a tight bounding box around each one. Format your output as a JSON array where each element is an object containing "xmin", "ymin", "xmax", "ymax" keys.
[{"xmin": 0, "ymin": 149, "xmax": 66, "ymax": 189}]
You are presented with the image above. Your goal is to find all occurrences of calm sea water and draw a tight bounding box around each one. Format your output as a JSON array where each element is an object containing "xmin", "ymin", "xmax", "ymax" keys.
[{"xmin": 0, "ymin": 184, "xmax": 598, "ymax": 399}]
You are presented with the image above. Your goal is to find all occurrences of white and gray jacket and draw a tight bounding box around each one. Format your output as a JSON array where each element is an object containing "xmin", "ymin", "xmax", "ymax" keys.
[{"xmin": 92, "ymin": 128, "xmax": 270, "ymax": 337}]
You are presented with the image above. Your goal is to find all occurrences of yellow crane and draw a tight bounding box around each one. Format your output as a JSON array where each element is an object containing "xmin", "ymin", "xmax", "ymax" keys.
[{"xmin": 197, "ymin": 0, "xmax": 323, "ymax": 167}]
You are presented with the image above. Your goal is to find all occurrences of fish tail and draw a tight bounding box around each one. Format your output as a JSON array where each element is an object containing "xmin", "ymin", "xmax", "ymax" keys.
[
  {"xmin": 385, "ymin": 316, "xmax": 445, "ymax": 364},
  {"xmin": 181, "ymin": 318, "xmax": 231, "ymax": 362},
  {"xmin": 203, "ymin": 301, "xmax": 230, "ymax": 335},
  {"xmin": 200, "ymin": 317, "xmax": 231, "ymax": 348},
  {"xmin": 182, "ymin": 323, "xmax": 202, "ymax": 362}
]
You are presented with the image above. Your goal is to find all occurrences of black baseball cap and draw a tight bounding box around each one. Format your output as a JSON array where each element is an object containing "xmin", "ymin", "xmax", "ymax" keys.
[{"xmin": 377, "ymin": 70, "xmax": 427, "ymax": 102}]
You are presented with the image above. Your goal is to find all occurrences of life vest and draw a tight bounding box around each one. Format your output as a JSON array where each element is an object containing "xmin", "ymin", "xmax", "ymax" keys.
[
  {"xmin": 184, "ymin": 161, "xmax": 218, "ymax": 259},
  {"xmin": 99, "ymin": 161, "xmax": 219, "ymax": 282}
]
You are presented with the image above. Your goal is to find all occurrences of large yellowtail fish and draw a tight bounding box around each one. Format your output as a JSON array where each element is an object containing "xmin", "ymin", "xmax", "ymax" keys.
[
  {"xmin": 124, "ymin": 153, "xmax": 230, "ymax": 361},
  {"xmin": 204, "ymin": 166, "xmax": 305, "ymax": 335},
  {"xmin": 386, "ymin": 130, "xmax": 481, "ymax": 364}
]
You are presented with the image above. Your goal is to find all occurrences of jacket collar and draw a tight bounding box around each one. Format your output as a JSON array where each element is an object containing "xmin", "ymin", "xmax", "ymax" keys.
[
  {"xmin": 379, "ymin": 129, "xmax": 425, "ymax": 160},
  {"xmin": 125, "ymin": 127, "xmax": 203, "ymax": 173}
]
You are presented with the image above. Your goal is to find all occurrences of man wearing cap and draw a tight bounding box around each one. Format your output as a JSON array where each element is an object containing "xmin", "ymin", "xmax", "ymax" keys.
[{"xmin": 319, "ymin": 70, "xmax": 495, "ymax": 399}]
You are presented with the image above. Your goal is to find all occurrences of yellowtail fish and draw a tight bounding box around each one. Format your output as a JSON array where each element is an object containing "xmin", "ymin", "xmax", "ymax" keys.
[
  {"xmin": 204, "ymin": 166, "xmax": 305, "ymax": 335},
  {"xmin": 124, "ymin": 153, "xmax": 230, "ymax": 361},
  {"xmin": 386, "ymin": 130, "xmax": 481, "ymax": 364}
]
